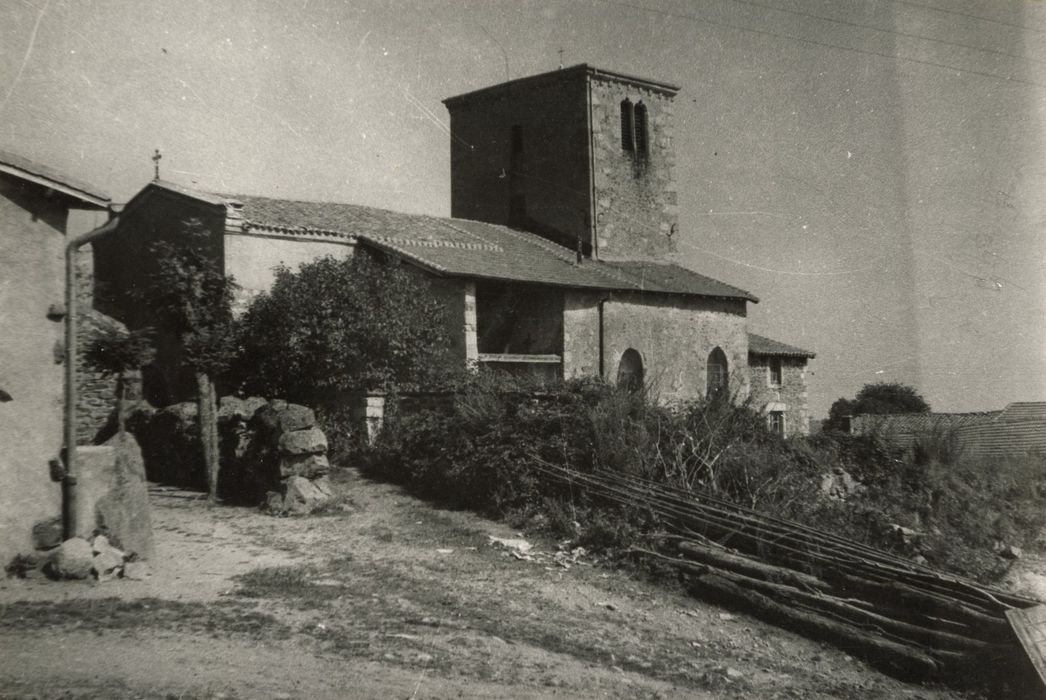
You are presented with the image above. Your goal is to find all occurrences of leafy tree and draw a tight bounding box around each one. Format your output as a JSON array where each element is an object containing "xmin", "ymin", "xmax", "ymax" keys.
[
  {"xmin": 824, "ymin": 382, "xmax": 930, "ymax": 432},
  {"xmin": 136, "ymin": 219, "xmax": 238, "ymax": 502},
  {"xmin": 233, "ymin": 252, "xmax": 454, "ymax": 401}
]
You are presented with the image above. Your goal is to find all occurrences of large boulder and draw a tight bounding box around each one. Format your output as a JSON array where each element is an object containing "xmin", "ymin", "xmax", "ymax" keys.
[
  {"xmin": 93, "ymin": 433, "xmax": 155, "ymax": 560},
  {"xmin": 277, "ymin": 475, "xmax": 335, "ymax": 515}
]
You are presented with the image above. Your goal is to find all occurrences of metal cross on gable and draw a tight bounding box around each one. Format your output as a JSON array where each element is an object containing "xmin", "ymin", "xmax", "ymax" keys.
[{"xmin": 152, "ymin": 149, "xmax": 162, "ymax": 180}]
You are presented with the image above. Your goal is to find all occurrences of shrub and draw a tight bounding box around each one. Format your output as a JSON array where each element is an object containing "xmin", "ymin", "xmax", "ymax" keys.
[
  {"xmin": 232, "ymin": 252, "xmax": 456, "ymax": 401},
  {"xmin": 364, "ymin": 373, "xmax": 1046, "ymax": 582}
]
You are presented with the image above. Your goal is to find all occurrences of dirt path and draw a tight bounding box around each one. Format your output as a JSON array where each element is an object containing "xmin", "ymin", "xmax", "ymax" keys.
[{"xmin": 0, "ymin": 470, "xmax": 970, "ymax": 699}]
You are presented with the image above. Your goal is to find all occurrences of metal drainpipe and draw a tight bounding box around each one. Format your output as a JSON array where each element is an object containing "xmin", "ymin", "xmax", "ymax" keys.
[
  {"xmin": 63, "ymin": 216, "xmax": 119, "ymax": 540},
  {"xmin": 598, "ymin": 296, "xmax": 610, "ymax": 380}
]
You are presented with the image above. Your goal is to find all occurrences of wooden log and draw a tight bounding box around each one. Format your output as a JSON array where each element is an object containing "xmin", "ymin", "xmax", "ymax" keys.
[
  {"xmin": 825, "ymin": 571, "xmax": 1015, "ymax": 643},
  {"xmin": 676, "ymin": 539, "xmax": 831, "ymax": 592},
  {"xmin": 696, "ymin": 563, "xmax": 990, "ymax": 653},
  {"xmin": 688, "ymin": 572, "xmax": 941, "ymax": 680}
]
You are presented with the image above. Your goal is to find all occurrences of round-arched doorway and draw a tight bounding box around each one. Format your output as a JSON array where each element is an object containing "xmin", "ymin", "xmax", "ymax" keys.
[
  {"xmin": 617, "ymin": 348, "xmax": 644, "ymax": 392},
  {"xmin": 706, "ymin": 347, "xmax": 728, "ymax": 399}
]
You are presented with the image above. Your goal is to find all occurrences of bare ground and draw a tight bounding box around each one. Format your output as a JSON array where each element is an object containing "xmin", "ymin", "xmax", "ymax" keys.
[{"xmin": 0, "ymin": 469, "xmax": 973, "ymax": 699}]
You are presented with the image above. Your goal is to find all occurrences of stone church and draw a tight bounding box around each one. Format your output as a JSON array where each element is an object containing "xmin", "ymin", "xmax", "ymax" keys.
[{"xmin": 94, "ymin": 64, "xmax": 815, "ymax": 435}]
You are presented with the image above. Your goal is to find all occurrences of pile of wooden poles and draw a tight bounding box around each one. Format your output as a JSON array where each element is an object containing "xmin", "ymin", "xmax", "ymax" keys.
[{"xmin": 525, "ymin": 458, "xmax": 1041, "ymax": 684}]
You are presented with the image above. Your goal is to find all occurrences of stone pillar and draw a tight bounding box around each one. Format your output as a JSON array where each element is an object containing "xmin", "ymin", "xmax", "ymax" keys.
[
  {"xmin": 463, "ymin": 281, "xmax": 479, "ymax": 369},
  {"xmin": 346, "ymin": 392, "xmax": 386, "ymax": 445}
]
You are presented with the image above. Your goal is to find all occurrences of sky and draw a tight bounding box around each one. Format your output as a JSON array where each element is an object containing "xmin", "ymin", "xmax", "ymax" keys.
[{"xmin": 2, "ymin": 0, "xmax": 1045, "ymax": 418}]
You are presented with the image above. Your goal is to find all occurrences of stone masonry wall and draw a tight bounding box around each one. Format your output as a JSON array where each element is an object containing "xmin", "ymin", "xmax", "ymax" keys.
[
  {"xmin": 563, "ymin": 290, "xmax": 748, "ymax": 403},
  {"xmin": 588, "ymin": 75, "xmax": 678, "ymax": 261},
  {"xmin": 445, "ymin": 67, "xmax": 680, "ymax": 261},
  {"xmin": 76, "ymin": 310, "xmax": 141, "ymax": 445},
  {"xmin": 748, "ymin": 355, "xmax": 811, "ymax": 436},
  {"xmin": 445, "ymin": 69, "xmax": 591, "ymax": 251}
]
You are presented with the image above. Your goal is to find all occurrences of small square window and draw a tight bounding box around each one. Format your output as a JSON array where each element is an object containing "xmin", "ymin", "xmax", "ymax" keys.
[
  {"xmin": 769, "ymin": 358, "xmax": 782, "ymax": 386},
  {"xmin": 768, "ymin": 411, "xmax": 785, "ymax": 436}
]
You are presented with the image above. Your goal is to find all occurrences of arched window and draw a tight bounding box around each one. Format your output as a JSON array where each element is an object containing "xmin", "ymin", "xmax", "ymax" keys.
[
  {"xmin": 617, "ymin": 348, "xmax": 644, "ymax": 393},
  {"xmin": 620, "ymin": 99, "xmax": 634, "ymax": 152},
  {"xmin": 706, "ymin": 347, "xmax": 728, "ymax": 399},
  {"xmin": 634, "ymin": 102, "xmax": 648, "ymax": 157}
]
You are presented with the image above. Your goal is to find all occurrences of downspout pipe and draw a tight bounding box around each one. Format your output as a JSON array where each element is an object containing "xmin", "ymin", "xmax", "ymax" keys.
[
  {"xmin": 598, "ymin": 295, "xmax": 610, "ymax": 380},
  {"xmin": 63, "ymin": 216, "xmax": 120, "ymax": 540}
]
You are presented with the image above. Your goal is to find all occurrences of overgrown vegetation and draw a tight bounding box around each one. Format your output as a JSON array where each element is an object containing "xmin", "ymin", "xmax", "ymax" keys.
[
  {"xmin": 231, "ymin": 252, "xmax": 456, "ymax": 401},
  {"xmin": 363, "ymin": 374, "xmax": 1046, "ymax": 582},
  {"xmin": 83, "ymin": 325, "xmax": 155, "ymax": 433}
]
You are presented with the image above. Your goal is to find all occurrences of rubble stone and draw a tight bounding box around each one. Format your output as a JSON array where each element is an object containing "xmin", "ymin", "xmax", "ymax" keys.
[
  {"xmin": 279, "ymin": 453, "xmax": 330, "ymax": 479},
  {"xmin": 279, "ymin": 427, "xmax": 327, "ymax": 456},
  {"xmin": 277, "ymin": 404, "xmax": 315, "ymax": 432},
  {"xmin": 31, "ymin": 516, "xmax": 63, "ymax": 550},
  {"xmin": 282, "ymin": 475, "xmax": 334, "ymax": 514},
  {"xmin": 48, "ymin": 538, "xmax": 94, "ymax": 579},
  {"xmin": 92, "ymin": 549, "xmax": 124, "ymax": 581}
]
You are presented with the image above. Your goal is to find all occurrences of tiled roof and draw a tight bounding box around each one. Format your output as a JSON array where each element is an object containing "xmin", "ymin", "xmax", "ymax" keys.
[
  {"xmin": 747, "ymin": 333, "xmax": 815, "ymax": 358},
  {"xmin": 212, "ymin": 190, "xmax": 757, "ymax": 300},
  {"xmin": 0, "ymin": 148, "xmax": 110, "ymax": 205}
]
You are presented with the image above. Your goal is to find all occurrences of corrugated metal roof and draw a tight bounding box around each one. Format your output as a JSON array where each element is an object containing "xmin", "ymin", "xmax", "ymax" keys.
[
  {"xmin": 213, "ymin": 190, "xmax": 757, "ymax": 300},
  {"xmin": 997, "ymin": 402, "xmax": 1046, "ymax": 423},
  {"xmin": 958, "ymin": 420, "xmax": 1046, "ymax": 456},
  {"xmin": 853, "ymin": 411, "xmax": 1046, "ymax": 455},
  {"xmin": 0, "ymin": 148, "xmax": 110, "ymax": 205},
  {"xmin": 852, "ymin": 413, "xmax": 998, "ymax": 448},
  {"xmin": 747, "ymin": 332, "xmax": 815, "ymax": 358}
]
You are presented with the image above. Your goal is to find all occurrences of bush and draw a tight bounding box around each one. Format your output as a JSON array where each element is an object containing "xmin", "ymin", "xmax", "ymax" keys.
[
  {"xmin": 363, "ymin": 374, "xmax": 827, "ymax": 547},
  {"xmin": 232, "ymin": 252, "xmax": 457, "ymax": 401},
  {"xmin": 363, "ymin": 373, "xmax": 1046, "ymax": 582}
]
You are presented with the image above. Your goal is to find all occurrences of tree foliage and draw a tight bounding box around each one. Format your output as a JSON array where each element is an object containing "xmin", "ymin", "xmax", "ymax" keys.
[
  {"xmin": 824, "ymin": 382, "xmax": 930, "ymax": 432},
  {"xmin": 233, "ymin": 252, "xmax": 455, "ymax": 400},
  {"xmin": 137, "ymin": 219, "xmax": 239, "ymax": 377},
  {"xmin": 83, "ymin": 326, "xmax": 155, "ymax": 378},
  {"xmin": 133, "ymin": 218, "xmax": 238, "ymax": 502}
]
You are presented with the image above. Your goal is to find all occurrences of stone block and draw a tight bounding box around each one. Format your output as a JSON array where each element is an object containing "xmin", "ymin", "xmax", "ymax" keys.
[
  {"xmin": 74, "ymin": 434, "xmax": 154, "ymax": 560},
  {"xmin": 279, "ymin": 453, "xmax": 330, "ymax": 479},
  {"xmin": 282, "ymin": 476, "xmax": 334, "ymax": 515},
  {"xmin": 279, "ymin": 427, "xmax": 327, "ymax": 456},
  {"xmin": 277, "ymin": 404, "xmax": 315, "ymax": 432}
]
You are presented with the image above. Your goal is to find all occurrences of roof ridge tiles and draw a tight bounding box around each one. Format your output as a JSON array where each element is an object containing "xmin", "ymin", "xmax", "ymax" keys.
[
  {"xmin": 243, "ymin": 222, "xmax": 355, "ymax": 239},
  {"xmin": 372, "ymin": 235, "xmax": 502, "ymax": 252}
]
